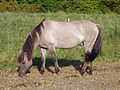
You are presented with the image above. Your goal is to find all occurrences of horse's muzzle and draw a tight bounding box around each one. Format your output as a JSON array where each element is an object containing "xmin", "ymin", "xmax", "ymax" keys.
[{"xmin": 18, "ymin": 73, "xmax": 25, "ymax": 77}]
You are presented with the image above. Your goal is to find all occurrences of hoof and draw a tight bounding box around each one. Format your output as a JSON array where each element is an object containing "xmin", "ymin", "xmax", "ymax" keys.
[
  {"xmin": 54, "ymin": 68, "xmax": 59, "ymax": 75},
  {"xmin": 26, "ymin": 70, "xmax": 30, "ymax": 74},
  {"xmin": 88, "ymin": 71, "xmax": 93, "ymax": 75},
  {"xmin": 80, "ymin": 70, "xmax": 84, "ymax": 76},
  {"xmin": 53, "ymin": 72, "xmax": 58, "ymax": 76},
  {"xmin": 39, "ymin": 67, "xmax": 45, "ymax": 75},
  {"xmin": 39, "ymin": 70, "xmax": 44, "ymax": 75},
  {"xmin": 87, "ymin": 67, "xmax": 93, "ymax": 75}
]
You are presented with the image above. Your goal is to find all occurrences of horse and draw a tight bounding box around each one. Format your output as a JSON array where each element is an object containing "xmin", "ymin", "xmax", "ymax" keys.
[{"xmin": 18, "ymin": 19, "xmax": 103, "ymax": 77}]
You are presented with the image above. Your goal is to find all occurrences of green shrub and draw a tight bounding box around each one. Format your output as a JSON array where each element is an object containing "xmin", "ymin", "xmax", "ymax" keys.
[
  {"xmin": 100, "ymin": 0, "xmax": 120, "ymax": 13},
  {"xmin": 0, "ymin": 1, "xmax": 42, "ymax": 13},
  {"xmin": 0, "ymin": 0, "xmax": 120, "ymax": 14}
]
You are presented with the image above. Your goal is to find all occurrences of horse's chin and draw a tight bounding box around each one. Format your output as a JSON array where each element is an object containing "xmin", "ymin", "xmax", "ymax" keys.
[{"xmin": 18, "ymin": 70, "xmax": 30, "ymax": 77}]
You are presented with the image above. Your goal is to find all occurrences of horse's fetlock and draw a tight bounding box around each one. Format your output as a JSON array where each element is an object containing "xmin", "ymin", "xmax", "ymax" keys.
[
  {"xmin": 40, "ymin": 67, "xmax": 45, "ymax": 75},
  {"xmin": 80, "ymin": 70, "xmax": 85, "ymax": 76},
  {"xmin": 55, "ymin": 67, "xmax": 60, "ymax": 75}
]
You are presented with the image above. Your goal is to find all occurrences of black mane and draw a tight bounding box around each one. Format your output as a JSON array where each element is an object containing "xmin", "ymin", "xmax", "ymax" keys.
[
  {"xmin": 18, "ymin": 19, "xmax": 45, "ymax": 63},
  {"xmin": 21, "ymin": 19, "xmax": 45, "ymax": 62}
]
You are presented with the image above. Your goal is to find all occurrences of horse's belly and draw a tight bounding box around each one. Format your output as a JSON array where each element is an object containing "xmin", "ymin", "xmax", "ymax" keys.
[
  {"xmin": 55, "ymin": 36, "xmax": 83, "ymax": 49},
  {"xmin": 56, "ymin": 42, "xmax": 80, "ymax": 49}
]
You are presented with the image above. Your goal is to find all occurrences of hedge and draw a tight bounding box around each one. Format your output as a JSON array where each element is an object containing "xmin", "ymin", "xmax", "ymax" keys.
[{"xmin": 0, "ymin": 0, "xmax": 120, "ymax": 14}]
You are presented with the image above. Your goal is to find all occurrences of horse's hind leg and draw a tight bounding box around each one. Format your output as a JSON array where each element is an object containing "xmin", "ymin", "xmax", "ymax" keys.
[
  {"xmin": 89, "ymin": 61, "xmax": 93, "ymax": 75},
  {"xmin": 48, "ymin": 45, "xmax": 60, "ymax": 75},
  {"xmin": 80, "ymin": 41, "xmax": 93, "ymax": 75},
  {"xmin": 80, "ymin": 61, "xmax": 89, "ymax": 76},
  {"xmin": 40, "ymin": 48, "xmax": 47, "ymax": 74}
]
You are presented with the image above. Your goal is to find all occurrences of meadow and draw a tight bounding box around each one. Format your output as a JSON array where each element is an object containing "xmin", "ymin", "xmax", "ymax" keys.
[{"xmin": 0, "ymin": 11, "xmax": 120, "ymax": 73}]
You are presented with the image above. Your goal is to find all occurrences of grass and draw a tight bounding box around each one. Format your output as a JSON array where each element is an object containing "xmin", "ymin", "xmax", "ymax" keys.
[{"xmin": 0, "ymin": 11, "xmax": 120, "ymax": 72}]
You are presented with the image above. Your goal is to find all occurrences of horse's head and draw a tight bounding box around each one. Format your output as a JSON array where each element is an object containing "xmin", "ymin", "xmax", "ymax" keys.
[{"xmin": 18, "ymin": 50, "xmax": 32, "ymax": 77}]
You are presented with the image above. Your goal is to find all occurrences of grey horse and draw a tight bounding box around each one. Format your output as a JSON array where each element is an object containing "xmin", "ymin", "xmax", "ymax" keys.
[{"xmin": 18, "ymin": 19, "xmax": 103, "ymax": 77}]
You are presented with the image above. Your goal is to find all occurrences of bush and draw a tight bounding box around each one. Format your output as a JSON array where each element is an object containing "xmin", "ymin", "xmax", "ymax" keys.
[
  {"xmin": 0, "ymin": 1, "xmax": 18, "ymax": 12},
  {"xmin": 0, "ymin": 0, "xmax": 120, "ymax": 14},
  {"xmin": 0, "ymin": 1, "xmax": 42, "ymax": 13},
  {"xmin": 100, "ymin": 0, "xmax": 120, "ymax": 14}
]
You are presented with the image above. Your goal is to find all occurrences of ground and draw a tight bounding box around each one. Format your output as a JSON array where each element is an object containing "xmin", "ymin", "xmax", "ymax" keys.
[{"xmin": 0, "ymin": 60, "xmax": 120, "ymax": 90}]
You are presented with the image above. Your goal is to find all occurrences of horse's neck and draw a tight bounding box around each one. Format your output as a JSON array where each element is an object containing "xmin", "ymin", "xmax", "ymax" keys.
[
  {"xmin": 33, "ymin": 43, "xmax": 38, "ymax": 52},
  {"xmin": 29, "ymin": 39, "xmax": 38, "ymax": 55},
  {"xmin": 23, "ymin": 34, "xmax": 38, "ymax": 60}
]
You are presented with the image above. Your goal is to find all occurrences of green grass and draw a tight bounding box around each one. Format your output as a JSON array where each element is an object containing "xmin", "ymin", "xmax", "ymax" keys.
[{"xmin": 0, "ymin": 11, "xmax": 120, "ymax": 72}]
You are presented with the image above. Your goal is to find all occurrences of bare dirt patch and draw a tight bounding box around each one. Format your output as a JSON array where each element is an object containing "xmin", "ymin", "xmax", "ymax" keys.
[{"xmin": 0, "ymin": 60, "xmax": 120, "ymax": 90}]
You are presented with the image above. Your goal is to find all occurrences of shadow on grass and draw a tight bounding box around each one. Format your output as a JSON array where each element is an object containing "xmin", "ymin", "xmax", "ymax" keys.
[{"xmin": 32, "ymin": 57, "xmax": 84, "ymax": 73}]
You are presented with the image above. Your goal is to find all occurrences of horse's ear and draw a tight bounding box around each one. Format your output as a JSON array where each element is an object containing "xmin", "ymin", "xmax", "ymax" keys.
[{"xmin": 19, "ymin": 49, "xmax": 22, "ymax": 53}]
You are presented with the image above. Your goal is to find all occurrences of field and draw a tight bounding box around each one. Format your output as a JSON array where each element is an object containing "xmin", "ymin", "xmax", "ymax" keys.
[{"xmin": 0, "ymin": 12, "xmax": 120, "ymax": 89}]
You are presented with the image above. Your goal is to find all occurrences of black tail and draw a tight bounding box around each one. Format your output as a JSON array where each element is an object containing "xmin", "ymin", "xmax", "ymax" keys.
[{"xmin": 86, "ymin": 25, "xmax": 103, "ymax": 61}]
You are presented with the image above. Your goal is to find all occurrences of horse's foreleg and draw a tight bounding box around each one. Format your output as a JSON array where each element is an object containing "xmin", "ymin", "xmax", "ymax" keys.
[
  {"xmin": 40, "ymin": 48, "xmax": 47, "ymax": 74},
  {"xmin": 48, "ymin": 45, "xmax": 60, "ymax": 75}
]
